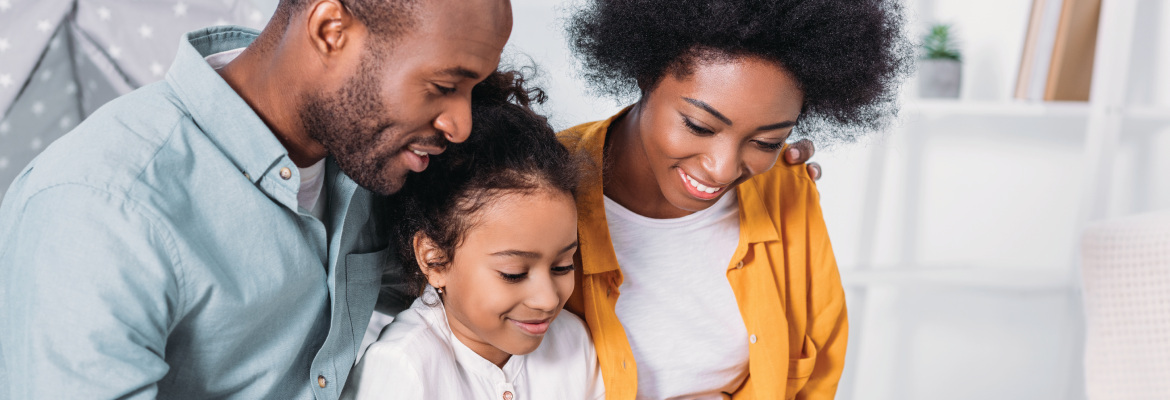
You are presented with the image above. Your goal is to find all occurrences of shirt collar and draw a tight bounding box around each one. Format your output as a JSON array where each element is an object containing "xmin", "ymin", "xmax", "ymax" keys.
[
  {"xmin": 735, "ymin": 175, "xmax": 782, "ymax": 244},
  {"xmin": 164, "ymin": 26, "xmax": 287, "ymax": 187}
]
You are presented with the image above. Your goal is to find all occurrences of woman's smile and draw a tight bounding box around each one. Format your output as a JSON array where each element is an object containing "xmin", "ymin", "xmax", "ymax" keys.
[{"xmin": 677, "ymin": 168, "xmax": 727, "ymax": 201}]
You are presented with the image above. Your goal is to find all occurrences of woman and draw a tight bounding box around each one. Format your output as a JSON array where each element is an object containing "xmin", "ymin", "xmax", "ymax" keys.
[
  {"xmin": 342, "ymin": 71, "xmax": 603, "ymax": 400},
  {"xmin": 559, "ymin": 0, "xmax": 910, "ymax": 399}
]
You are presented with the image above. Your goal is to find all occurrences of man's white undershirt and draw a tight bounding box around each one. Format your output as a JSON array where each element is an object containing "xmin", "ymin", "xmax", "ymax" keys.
[
  {"xmin": 605, "ymin": 190, "xmax": 750, "ymax": 399},
  {"xmin": 205, "ymin": 48, "xmax": 327, "ymax": 220}
]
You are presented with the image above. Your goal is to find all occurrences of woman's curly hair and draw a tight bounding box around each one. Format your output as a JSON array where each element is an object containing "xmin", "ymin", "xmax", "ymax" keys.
[
  {"xmin": 565, "ymin": 0, "xmax": 914, "ymax": 143},
  {"xmin": 374, "ymin": 69, "xmax": 588, "ymax": 306}
]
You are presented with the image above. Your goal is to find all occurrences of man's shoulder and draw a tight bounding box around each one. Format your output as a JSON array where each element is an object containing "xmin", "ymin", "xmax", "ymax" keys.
[{"xmin": 9, "ymin": 82, "xmax": 195, "ymax": 202}]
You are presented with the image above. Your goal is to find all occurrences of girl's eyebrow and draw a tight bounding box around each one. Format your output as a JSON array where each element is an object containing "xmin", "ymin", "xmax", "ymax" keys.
[{"xmin": 489, "ymin": 241, "xmax": 580, "ymax": 259}]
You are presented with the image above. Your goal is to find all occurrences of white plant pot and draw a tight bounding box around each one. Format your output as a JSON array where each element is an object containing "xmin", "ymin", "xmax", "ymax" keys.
[{"xmin": 918, "ymin": 59, "xmax": 961, "ymax": 98}]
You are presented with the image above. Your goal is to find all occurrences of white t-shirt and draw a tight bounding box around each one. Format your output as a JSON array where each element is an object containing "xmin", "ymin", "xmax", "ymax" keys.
[
  {"xmin": 342, "ymin": 286, "xmax": 606, "ymax": 400},
  {"xmin": 606, "ymin": 190, "xmax": 749, "ymax": 399},
  {"xmin": 206, "ymin": 48, "xmax": 327, "ymax": 221}
]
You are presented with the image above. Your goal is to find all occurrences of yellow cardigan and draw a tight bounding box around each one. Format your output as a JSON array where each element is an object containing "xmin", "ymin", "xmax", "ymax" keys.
[{"xmin": 558, "ymin": 110, "xmax": 848, "ymax": 400}]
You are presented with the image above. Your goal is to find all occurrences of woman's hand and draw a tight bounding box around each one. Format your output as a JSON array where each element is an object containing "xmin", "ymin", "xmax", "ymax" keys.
[{"xmin": 784, "ymin": 139, "xmax": 822, "ymax": 181}]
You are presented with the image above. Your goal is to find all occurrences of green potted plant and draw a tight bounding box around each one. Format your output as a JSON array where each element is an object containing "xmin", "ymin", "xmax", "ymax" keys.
[{"xmin": 919, "ymin": 23, "xmax": 962, "ymax": 98}]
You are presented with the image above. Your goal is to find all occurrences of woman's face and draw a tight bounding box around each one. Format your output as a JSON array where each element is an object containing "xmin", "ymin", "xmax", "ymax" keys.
[
  {"xmin": 631, "ymin": 56, "xmax": 804, "ymax": 213},
  {"xmin": 417, "ymin": 189, "xmax": 579, "ymax": 366}
]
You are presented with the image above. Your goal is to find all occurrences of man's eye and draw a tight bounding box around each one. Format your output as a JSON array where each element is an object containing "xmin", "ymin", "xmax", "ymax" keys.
[
  {"xmin": 499, "ymin": 272, "xmax": 527, "ymax": 283},
  {"xmin": 551, "ymin": 265, "xmax": 576, "ymax": 275},
  {"xmin": 434, "ymin": 84, "xmax": 457, "ymax": 95}
]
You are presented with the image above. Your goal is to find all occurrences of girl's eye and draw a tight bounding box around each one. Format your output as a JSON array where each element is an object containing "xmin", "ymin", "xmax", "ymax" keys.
[
  {"xmin": 434, "ymin": 84, "xmax": 457, "ymax": 95},
  {"xmin": 499, "ymin": 272, "xmax": 527, "ymax": 283},
  {"xmin": 551, "ymin": 265, "xmax": 576, "ymax": 275},
  {"xmin": 754, "ymin": 140, "xmax": 785, "ymax": 151},
  {"xmin": 682, "ymin": 117, "xmax": 715, "ymax": 136}
]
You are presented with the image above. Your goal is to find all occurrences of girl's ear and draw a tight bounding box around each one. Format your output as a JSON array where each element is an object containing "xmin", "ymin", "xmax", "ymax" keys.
[{"xmin": 412, "ymin": 232, "xmax": 448, "ymax": 289}]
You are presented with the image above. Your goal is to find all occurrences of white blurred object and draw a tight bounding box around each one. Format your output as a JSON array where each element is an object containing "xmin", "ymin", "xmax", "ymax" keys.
[{"xmin": 1082, "ymin": 211, "xmax": 1170, "ymax": 399}]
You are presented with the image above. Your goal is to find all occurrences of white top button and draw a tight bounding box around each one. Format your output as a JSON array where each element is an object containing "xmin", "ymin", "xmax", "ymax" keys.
[
  {"xmin": 749, "ymin": 334, "xmax": 757, "ymax": 344},
  {"xmin": 279, "ymin": 167, "xmax": 292, "ymax": 180}
]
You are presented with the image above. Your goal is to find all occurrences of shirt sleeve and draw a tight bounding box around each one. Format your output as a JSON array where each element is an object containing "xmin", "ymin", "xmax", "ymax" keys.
[
  {"xmin": 340, "ymin": 343, "xmax": 425, "ymax": 400},
  {"xmin": 0, "ymin": 184, "xmax": 180, "ymax": 400},
  {"xmin": 795, "ymin": 182, "xmax": 849, "ymax": 400}
]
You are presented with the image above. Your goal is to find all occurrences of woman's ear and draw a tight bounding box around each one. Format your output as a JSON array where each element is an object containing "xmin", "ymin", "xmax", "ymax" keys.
[{"xmin": 412, "ymin": 232, "xmax": 448, "ymax": 289}]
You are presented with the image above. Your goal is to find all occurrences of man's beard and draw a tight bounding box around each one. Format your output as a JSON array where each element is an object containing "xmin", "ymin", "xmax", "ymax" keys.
[{"xmin": 299, "ymin": 52, "xmax": 447, "ymax": 196}]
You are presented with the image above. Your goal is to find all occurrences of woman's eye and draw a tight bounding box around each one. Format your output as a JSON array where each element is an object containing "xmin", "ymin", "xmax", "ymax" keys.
[
  {"xmin": 499, "ymin": 272, "xmax": 527, "ymax": 283},
  {"xmin": 434, "ymin": 84, "xmax": 457, "ymax": 95},
  {"xmin": 754, "ymin": 140, "xmax": 785, "ymax": 151},
  {"xmin": 551, "ymin": 265, "xmax": 576, "ymax": 275},
  {"xmin": 682, "ymin": 117, "xmax": 715, "ymax": 136}
]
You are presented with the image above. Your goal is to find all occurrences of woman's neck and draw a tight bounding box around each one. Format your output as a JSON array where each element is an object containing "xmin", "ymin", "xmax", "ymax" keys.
[{"xmin": 604, "ymin": 102, "xmax": 695, "ymax": 219}]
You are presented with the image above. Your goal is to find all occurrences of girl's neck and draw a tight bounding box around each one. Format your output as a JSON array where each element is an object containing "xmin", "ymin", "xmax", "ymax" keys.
[
  {"xmin": 603, "ymin": 102, "xmax": 694, "ymax": 219},
  {"xmin": 444, "ymin": 305, "xmax": 512, "ymax": 368}
]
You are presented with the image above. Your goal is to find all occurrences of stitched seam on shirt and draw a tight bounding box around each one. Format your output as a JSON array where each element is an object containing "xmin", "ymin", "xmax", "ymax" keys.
[{"xmin": 23, "ymin": 182, "xmax": 187, "ymax": 331}]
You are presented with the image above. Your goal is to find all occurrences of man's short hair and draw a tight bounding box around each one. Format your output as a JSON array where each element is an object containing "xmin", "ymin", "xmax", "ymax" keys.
[{"xmin": 274, "ymin": 0, "xmax": 421, "ymax": 37}]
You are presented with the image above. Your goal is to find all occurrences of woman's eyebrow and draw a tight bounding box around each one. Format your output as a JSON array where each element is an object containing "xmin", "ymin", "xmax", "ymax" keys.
[
  {"xmin": 682, "ymin": 97, "xmax": 733, "ymax": 125},
  {"xmin": 756, "ymin": 121, "xmax": 796, "ymax": 131}
]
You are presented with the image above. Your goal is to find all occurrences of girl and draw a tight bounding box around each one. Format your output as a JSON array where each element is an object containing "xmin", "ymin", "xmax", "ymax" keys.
[
  {"xmin": 341, "ymin": 71, "xmax": 604, "ymax": 400},
  {"xmin": 559, "ymin": 0, "xmax": 911, "ymax": 398}
]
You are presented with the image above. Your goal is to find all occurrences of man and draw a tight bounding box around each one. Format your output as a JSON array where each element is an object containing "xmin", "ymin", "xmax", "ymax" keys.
[{"xmin": 0, "ymin": 0, "xmax": 510, "ymax": 398}]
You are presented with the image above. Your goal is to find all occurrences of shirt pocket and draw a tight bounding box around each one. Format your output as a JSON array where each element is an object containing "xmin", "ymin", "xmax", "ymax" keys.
[
  {"xmin": 345, "ymin": 248, "xmax": 390, "ymax": 358},
  {"xmin": 786, "ymin": 334, "xmax": 818, "ymax": 393}
]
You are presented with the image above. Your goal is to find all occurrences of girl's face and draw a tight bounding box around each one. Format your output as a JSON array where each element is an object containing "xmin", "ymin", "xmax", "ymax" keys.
[
  {"xmin": 619, "ymin": 56, "xmax": 804, "ymax": 216},
  {"xmin": 416, "ymin": 189, "xmax": 579, "ymax": 367}
]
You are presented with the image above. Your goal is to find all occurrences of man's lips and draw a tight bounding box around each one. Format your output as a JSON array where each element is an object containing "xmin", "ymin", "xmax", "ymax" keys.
[
  {"xmin": 399, "ymin": 144, "xmax": 446, "ymax": 173},
  {"xmin": 677, "ymin": 168, "xmax": 726, "ymax": 201},
  {"xmin": 509, "ymin": 318, "xmax": 552, "ymax": 335}
]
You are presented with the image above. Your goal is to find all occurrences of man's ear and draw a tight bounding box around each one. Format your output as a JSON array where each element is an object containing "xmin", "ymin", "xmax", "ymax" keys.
[
  {"xmin": 304, "ymin": 0, "xmax": 362, "ymax": 61},
  {"xmin": 413, "ymin": 232, "xmax": 448, "ymax": 289}
]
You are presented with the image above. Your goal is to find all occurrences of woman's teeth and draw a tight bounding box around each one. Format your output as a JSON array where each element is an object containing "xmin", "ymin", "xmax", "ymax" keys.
[
  {"xmin": 687, "ymin": 175, "xmax": 720, "ymax": 194},
  {"xmin": 411, "ymin": 149, "xmax": 428, "ymax": 157}
]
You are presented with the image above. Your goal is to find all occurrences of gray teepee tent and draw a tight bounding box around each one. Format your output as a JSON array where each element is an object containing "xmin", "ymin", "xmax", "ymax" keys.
[{"xmin": 0, "ymin": 0, "xmax": 277, "ymax": 202}]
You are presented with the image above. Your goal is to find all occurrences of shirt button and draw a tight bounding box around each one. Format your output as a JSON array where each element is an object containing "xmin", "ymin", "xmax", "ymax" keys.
[
  {"xmin": 736, "ymin": 261, "xmax": 744, "ymax": 269},
  {"xmin": 503, "ymin": 391, "xmax": 513, "ymax": 400},
  {"xmin": 280, "ymin": 167, "xmax": 292, "ymax": 180},
  {"xmin": 243, "ymin": 171, "xmax": 250, "ymax": 180},
  {"xmin": 750, "ymin": 334, "xmax": 758, "ymax": 344},
  {"xmin": 317, "ymin": 375, "xmax": 326, "ymax": 388}
]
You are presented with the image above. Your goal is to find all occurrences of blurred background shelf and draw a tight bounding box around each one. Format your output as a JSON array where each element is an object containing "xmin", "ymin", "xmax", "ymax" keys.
[
  {"xmin": 840, "ymin": 267, "xmax": 1073, "ymax": 291},
  {"xmin": 905, "ymin": 100, "xmax": 1091, "ymax": 118}
]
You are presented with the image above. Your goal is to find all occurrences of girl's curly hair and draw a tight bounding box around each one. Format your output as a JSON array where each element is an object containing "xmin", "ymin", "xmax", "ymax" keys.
[
  {"xmin": 373, "ymin": 69, "xmax": 587, "ymax": 307},
  {"xmin": 565, "ymin": 0, "xmax": 914, "ymax": 144}
]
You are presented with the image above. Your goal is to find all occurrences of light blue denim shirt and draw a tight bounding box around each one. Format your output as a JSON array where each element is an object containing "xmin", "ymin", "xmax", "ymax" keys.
[{"xmin": 0, "ymin": 27, "xmax": 388, "ymax": 400}]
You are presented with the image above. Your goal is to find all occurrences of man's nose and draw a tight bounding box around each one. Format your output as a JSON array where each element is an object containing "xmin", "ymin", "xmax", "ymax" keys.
[{"xmin": 433, "ymin": 98, "xmax": 472, "ymax": 143}]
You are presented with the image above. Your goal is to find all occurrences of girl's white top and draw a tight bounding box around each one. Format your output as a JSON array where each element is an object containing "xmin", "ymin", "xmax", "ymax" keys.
[{"xmin": 340, "ymin": 286, "xmax": 605, "ymax": 400}]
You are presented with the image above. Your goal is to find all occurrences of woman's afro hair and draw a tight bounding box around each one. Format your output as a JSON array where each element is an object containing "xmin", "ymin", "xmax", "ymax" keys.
[{"xmin": 566, "ymin": 0, "xmax": 914, "ymax": 143}]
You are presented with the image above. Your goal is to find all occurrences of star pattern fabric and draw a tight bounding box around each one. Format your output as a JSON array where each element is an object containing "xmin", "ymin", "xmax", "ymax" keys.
[{"xmin": 0, "ymin": 0, "xmax": 277, "ymax": 201}]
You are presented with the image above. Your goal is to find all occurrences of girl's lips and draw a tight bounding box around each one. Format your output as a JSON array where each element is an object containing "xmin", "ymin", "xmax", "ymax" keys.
[
  {"xmin": 677, "ymin": 168, "xmax": 724, "ymax": 201},
  {"xmin": 509, "ymin": 318, "xmax": 551, "ymax": 335}
]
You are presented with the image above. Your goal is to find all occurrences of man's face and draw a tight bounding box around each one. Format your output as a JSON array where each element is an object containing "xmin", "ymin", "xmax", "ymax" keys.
[{"xmin": 301, "ymin": 0, "xmax": 512, "ymax": 195}]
